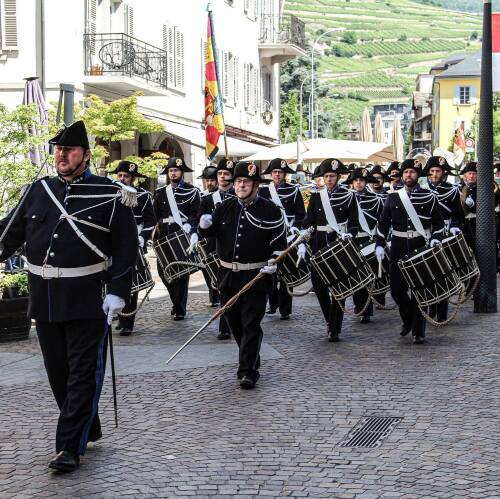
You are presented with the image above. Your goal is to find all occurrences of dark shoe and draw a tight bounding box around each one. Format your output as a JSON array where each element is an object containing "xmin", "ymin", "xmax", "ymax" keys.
[
  {"xmin": 413, "ymin": 335, "xmax": 425, "ymax": 345},
  {"xmin": 210, "ymin": 302, "xmax": 220, "ymax": 308},
  {"xmin": 328, "ymin": 331, "xmax": 340, "ymax": 343},
  {"xmin": 115, "ymin": 323, "xmax": 123, "ymax": 330},
  {"xmin": 266, "ymin": 308, "xmax": 277, "ymax": 315},
  {"xmin": 240, "ymin": 375, "xmax": 257, "ymax": 389},
  {"xmin": 173, "ymin": 315, "xmax": 185, "ymax": 321},
  {"xmin": 88, "ymin": 430, "xmax": 102, "ymax": 444},
  {"xmin": 48, "ymin": 451, "xmax": 80, "ymax": 473},
  {"xmin": 170, "ymin": 308, "xmax": 175, "ymax": 316},
  {"xmin": 400, "ymin": 324, "xmax": 412, "ymax": 337},
  {"xmin": 119, "ymin": 328, "xmax": 132, "ymax": 337},
  {"xmin": 217, "ymin": 331, "xmax": 230, "ymax": 340},
  {"xmin": 280, "ymin": 314, "xmax": 290, "ymax": 320},
  {"xmin": 360, "ymin": 316, "xmax": 371, "ymax": 324}
]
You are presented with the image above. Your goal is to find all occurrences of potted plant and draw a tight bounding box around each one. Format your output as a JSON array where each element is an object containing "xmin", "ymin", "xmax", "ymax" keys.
[{"xmin": 0, "ymin": 271, "xmax": 31, "ymax": 343}]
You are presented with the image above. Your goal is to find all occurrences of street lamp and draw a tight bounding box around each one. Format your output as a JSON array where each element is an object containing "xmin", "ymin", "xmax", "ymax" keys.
[
  {"xmin": 310, "ymin": 28, "xmax": 343, "ymax": 139},
  {"xmin": 299, "ymin": 74, "xmax": 311, "ymax": 138}
]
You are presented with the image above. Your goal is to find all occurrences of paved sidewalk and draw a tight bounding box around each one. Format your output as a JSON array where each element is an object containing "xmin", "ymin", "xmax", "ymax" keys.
[{"xmin": 1, "ymin": 268, "xmax": 499, "ymax": 498}]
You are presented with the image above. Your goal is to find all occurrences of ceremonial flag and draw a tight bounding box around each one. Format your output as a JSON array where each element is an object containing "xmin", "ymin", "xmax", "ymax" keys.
[
  {"xmin": 493, "ymin": 13, "xmax": 500, "ymax": 92},
  {"xmin": 205, "ymin": 10, "xmax": 225, "ymax": 160}
]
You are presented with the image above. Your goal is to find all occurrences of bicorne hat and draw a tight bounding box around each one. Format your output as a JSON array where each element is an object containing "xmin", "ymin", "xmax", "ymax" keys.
[
  {"xmin": 109, "ymin": 160, "xmax": 147, "ymax": 178},
  {"xmin": 49, "ymin": 120, "xmax": 90, "ymax": 150},
  {"xmin": 160, "ymin": 156, "xmax": 193, "ymax": 175}
]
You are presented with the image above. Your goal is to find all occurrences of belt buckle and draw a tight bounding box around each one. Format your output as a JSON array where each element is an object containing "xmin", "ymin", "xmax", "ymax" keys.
[
  {"xmin": 407, "ymin": 231, "xmax": 414, "ymax": 239},
  {"xmin": 41, "ymin": 264, "xmax": 56, "ymax": 279},
  {"xmin": 231, "ymin": 262, "xmax": 239, "ymax": 272}
]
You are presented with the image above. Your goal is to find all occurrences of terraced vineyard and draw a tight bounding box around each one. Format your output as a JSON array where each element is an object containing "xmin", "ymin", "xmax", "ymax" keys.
[{"xmin": 285, "ymin": 0, "xmax": 482, "ymax": 122}]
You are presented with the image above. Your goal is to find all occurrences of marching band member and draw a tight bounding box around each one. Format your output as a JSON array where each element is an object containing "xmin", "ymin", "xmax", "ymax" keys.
[
  {"xmin": 303, "ymin": 158, "xmax": 359, "ymax": 343},
  {"xmin": 112, "ymin": 160, "xmax": 156, "ymax": 336},
  {"xmin": 369, "ymin": 164, "xmax": 389, "ymax": 196},
  {"xmin": 375, "ymin": 159, "xmax": 444, "ymax": 345},
  {"xmin": 386, "ymin": 161, "xmax": 403, "ymax": 192},
  {"xmin": 459, "ymin": 161, "xmax": 478, "ymax": 254},
  {"xmin": 198, "ymin": 162, "xmax": 287, "ymax": 389},
  {"xmin": 347, "ymin": 167, "xmax": 385, "ymax": 323},
  {"xmin": 259, "ymin": 158, "xmax": 306, "ymax": 320},
  {"xmin": 0, "ymin": 121, "xmax": 137, "ymax": 472},
  {"xmin": 198, "ymin": 158, "xmax": 236, "ymax": 340},
  {"xmin": 153, "ymin": 157, "xmax": 200, "ymax": 321}
]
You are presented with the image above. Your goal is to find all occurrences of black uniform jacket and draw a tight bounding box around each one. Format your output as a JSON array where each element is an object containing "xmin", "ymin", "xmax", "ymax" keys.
[
  {"xmin": 375, "ymin": 185, "xmax": 445, "ymax": 256},
  {"xmin": 199, "ymin": 196, "xmax": 287, "ymax": 292},
  {"xmin": 153, "ymin": 181, "xmax": 200, "ymax": 238},
  {"xmin": 427, "ymin": 180, "xmax": 464, "ymax": 231},
  {"xmin": 198, "ymin": 187, "xmax": 235, "ymax": 253},
  {"xmin": 354, "ymin": 188, "xmax": 385, "ymax": 245},
  {"xmin": 258, "ymin": 182, "xmax": 306, "ymax": 229},
  {"xmin": 0, "ymin": 172, "xmax": 137, "ymax": 321},
  {"xmin": 303, "ymin": 186, "xmax": 359, "ymax": 253},
  {"xmin": 135, "ymin": 187, "xmax": 156, "ymax": 247}
]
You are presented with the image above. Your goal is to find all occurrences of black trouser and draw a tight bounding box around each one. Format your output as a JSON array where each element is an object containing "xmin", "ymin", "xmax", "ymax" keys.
[
  {"xmin": 268, "ymin": 275, "xmax": 292, "ymax": 316},
  {"xmin": 36, "ymin": 318, "xmax": 107, "ymax": 455},
  {"xmin": 202, "ymin": 268, "xmax": 219, "ymax": 305},
  {"xmin": 311, "ymin": 269, "xmax": 345, "ymax": 335},
  {"xmin": 353, "ymin": 288, "xmax": 373, "ymax": 318},
  {"xmin": 217, "ymin": 290, "xmax": 231, "ymax": 336},
  {"xmin": 157, "ymin": 260, "xmax": 189, "ymax": 316},
  {"xmin": 119, "ymin": 291, "xmax": 138, "ymax": 330},
  {"xmin": 219, "ymin": 287, "xmax": 266, "ymax": 381}
]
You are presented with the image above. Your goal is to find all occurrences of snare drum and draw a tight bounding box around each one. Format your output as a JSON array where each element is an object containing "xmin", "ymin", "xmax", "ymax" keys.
[
  {"xmin": 131, "ymin": 248, "xmax": 154, "ymax": 294},
  {"xmin": 277, "ymin": 244, "xmax": 311, "ymax": 291},
  {"xmin": 441, "ymin": 232, "xmax": 479, "ymax": 285},
  {"xmin": 361, "ymin": 242, "xmax": 390, "ymax": 296},
  {"xmin": 197, "ymin": 238, "xmax": 220, "ymax": 290},
  {"xmin": 310, "ymin": 238, "xmax": 375, "ymax": 301},
  {"xmin": 398, "ymin": 245, "xmax": 462, "ymax": 307},
  {"xmin": 153, "ymin": 230, "xmax": 202, "ymax": 284}
]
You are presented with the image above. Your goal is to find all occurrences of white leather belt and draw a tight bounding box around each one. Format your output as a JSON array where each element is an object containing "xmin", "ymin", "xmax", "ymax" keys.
[
  {"xmin": 356, "ymin": 231, "xmax": 370, "ymax": 238},
  {"xmin": 219, "ymin": 260, "xmax": 267, "ymax": 272},
  {"xmin": 465, "ymin": 213, "xmax": 476, "ymax": 219},
  {"xmin": 161, "ymin": 216, "xmax": 186, "ymax": 224},
  {"xmin": 28, "ymin": 260, "xmax": 111, "ymax": 279},
  {"xmin": 316, "ymin": 224, "xmax": 347, "ymax": 233},
  {"xmin": 392, "ymin": 229, "xmax": 427, "ymax": 239}
]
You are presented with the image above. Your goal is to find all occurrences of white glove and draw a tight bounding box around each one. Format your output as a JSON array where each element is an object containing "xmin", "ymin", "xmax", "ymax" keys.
[
  {"xmin": 199, "ymin": 214, "xmax": 213, "ymax": 229},
  {"xmin": 430, "ymin": 239, "xmax": 441, "ymax": 248},
  {"xmin": 449, "ymin": 227, "xmax": 462, "ymax": 236},
  {"xmin": 375, "ymin": 245, "xmax": 385, "ymax": 263},
  {"xmin": 260, "ymin": 258, "xmax": 277, "ymax": 275},
  {"xmin": 138, "ymin": 235, "xmax": 145, "ymax": 248},
  {"xmin": 187, "ymin": 232, "xmax": 199, "ymax": 254},
  {"xmin": 297, "ymin": 243, "xmax": 307, "ymax": 264},
  {"xmin": 465, "ymin": 196, "xmax": 474, "ymax": 208},
  {"xmin": 340, "ymin": 232, "xmax": 353, "ymax": 240},
  {"xmin": 290, "ymin": 226, "xmax": 300, "ymax": 235},
  {"xmin": 102, "ymin": 294, "xmax": 126, "ymax": 325},
  {"xmin": 182, "ymin": 223, "xmax": 192, "ymax": 234}
]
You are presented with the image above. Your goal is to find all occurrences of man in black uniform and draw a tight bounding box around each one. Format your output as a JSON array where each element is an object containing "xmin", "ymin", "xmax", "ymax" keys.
[
  {"xmin": 347, "ymin": 167, "xmax": 385, "ymax": 323},
  {"xmin": 459, "ymin": 161, "xmax": 478, "ymax": 254},
  {"xmin": 375, "ymin": 158, "xmax": 444, "ymax": 344},
  {"xmin": 386, "ymin": 161, "xmax": 403, "ymax": 192},
  {"xmin": 198, "ymin": 161, "xmax": 287, "ymax": 389},
  {"xmin": 153, "ymin": 157, "xmax": 200, "ymax": 320},
  {"xmin": 303, "ymin": 158, "xmax": 359, "ymax": 342},
  {"xmin": 111, "ymin": 160, "xmax": 156, "ymax": 336},
  {"xmin": 424, "ymin": 155, "xmax": 464, "ymax": 322},
  {"xmin": 259, "ymin": 158, "xmax": 306, "ymax": 320},
  {"xmin": 0, "ymin": 121, "xmax": 137, "ymax": 472},
  {"xmin": 369, "ymin": 164, "xmax": 389, "ymax": 195},
  {"xmin": 197, "ymin": 160, "xmax": 236, "ymax": 341}
]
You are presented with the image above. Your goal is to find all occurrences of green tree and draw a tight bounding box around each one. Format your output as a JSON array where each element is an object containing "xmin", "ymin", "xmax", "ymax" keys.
[
  {"xmin": 280, "ymin": 92, "xmax": 308, "ymax": 142},
  {"xmin": 493, "ymin": 110, "xmax": 500, "ymax": 157},
  {"xmin": 341, "ymin": 31, "xmax": 357, "ymax": 45},
  {"xmin": 107, "ymin": 152, "xmax": 168, "ymax": 182}
]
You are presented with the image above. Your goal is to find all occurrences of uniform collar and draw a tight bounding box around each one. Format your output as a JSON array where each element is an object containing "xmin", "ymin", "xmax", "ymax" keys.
[
  {"xmin": 58, "ymin": 166, "xmax": 91, "ymax": 184},
  {"xmin": 238, "ymin": 194, "xmax": 259, "ymax": 208}
]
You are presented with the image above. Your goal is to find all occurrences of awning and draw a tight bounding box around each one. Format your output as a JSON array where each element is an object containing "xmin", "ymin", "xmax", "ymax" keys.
[{"xmin": 215, "ymin": 136, "xmax": 268, "ymax": 157}]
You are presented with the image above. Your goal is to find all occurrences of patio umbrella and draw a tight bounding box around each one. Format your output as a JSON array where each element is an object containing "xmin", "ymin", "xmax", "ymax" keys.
[
  {"xmin": 359, "ymin": 108, "xmax": 373, "ymax": 142},
  {"xmin": 374, "ymin": 113, "xmax": 384, "ymax": 143},
  {"xmin": 391, "ymin": 115, "xmax": 404, "ymax": 162},
  {"xmin": 22, "ymin": 77, "xmax": 49, "ymax": 168}
]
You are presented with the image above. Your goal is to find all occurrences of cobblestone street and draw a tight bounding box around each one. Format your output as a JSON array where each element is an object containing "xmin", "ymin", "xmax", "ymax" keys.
[{"xmin": 1, "ymin": 267, "xmax": 500, "ymax": 498}]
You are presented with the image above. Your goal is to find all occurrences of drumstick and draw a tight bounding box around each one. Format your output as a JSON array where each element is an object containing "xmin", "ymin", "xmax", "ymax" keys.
[{"xmin": 378, "ymin": 258, "xmax": 382, "ymax": 279}]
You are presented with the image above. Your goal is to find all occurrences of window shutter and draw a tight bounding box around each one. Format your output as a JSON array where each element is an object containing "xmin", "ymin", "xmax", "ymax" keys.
[
  {"xmin": 244, "ymin": 0, "xmax": 250, "ymax": 13},
  {"xmin": 453, "ymin": 86, "xmax": 460, "ymax": 105},
  {"xmin": 125, "ymin": 4, "xmax": 134, "ymax": 37},
  {"xmin": 0, "ymin": 0, "xmax": 18, "ymax": 50},
  {"xmin": 222, "ymin": 51, "xmax": 229, "ymax": 101},
  {"xmin": 233, "ymin": 57, "xmax": 239, "ymax": 106},
  {"xmin": 470, "ymin": 85, "xmax": 477, "ymax": 104},
  {"xmin": 163, "ymin": 24, "xmax": 175, "ymax": 88},
  {"xmin": 244, "ymin": 63, "xmax": 250, "ymax": 110},
  {"xmin": 253, "ymin": 67, "xmax": 259, "ymax": 113},
  {"xmin": 174, "ymin": 28, "xmax": 185, "ymax": 89}
]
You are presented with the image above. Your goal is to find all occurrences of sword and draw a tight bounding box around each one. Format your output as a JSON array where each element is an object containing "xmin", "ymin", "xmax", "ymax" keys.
[
  {"xmin": 107, "ymin": 322, "xmax": 119, "ymax": 428},
  {"xmin": 165, "ymin": 227, "xmax": 314, "ymax": 366}
]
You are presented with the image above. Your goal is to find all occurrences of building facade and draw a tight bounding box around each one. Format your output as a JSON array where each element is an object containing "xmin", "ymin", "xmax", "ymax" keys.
[{"xmin": 0, "ymin": 0, "xmax": 306, "ymax": 183}]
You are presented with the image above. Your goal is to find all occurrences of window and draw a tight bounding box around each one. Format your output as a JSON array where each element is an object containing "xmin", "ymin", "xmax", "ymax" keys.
[
  {"xmin": 163, "ymin": 24, "xmax": 185, "ymax": 90},
  {"xmin": 459, "ymin": 86, "xmax": 471, "ymax": 105},
  {"xmin": 384, "ymin": 121, "xmax": 389, "ymax": 129},
  {"xmin": 262, "ymin": 70, "xmax": 273, "ymax": 107},
  {"xmin": 0, "ymin": 0, "xmax": 18, "ymax": 50},
  {"xmin": 244, "ymin": 63, "xmax": 259, "ymax": 113}
]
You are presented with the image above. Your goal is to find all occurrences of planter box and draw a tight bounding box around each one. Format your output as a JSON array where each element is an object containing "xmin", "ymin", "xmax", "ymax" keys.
[{"xmin": 0, "ymin": 296, "xmax": 31, "ymax": 343}]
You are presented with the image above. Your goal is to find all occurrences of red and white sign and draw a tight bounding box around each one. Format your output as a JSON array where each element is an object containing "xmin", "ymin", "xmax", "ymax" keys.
[
  {"xmin": 493, "ymin": 13, "xmax": 500, "ymax": 92},
  {"xmin": 465, "ymin": 138, "xmax": 475, "ymax": 153}
]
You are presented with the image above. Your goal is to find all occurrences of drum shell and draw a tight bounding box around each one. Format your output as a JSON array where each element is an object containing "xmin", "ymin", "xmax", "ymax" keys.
[
  {"xmin": 277, "ymin": 244, "xmax": 311, "ymax": 289},
  {"xmin": 442, "ymin": 232, "xmax": 479, "ymax": 283},
  {"xmin": 361, "ymin": 242, "xmax": 390, "ymax": 295},
  {"xmin": 197, "ymin": 238, "xmax": 221, "ymax": 290},
  {"xmin": 131, "ymin": 248, "xmax": 154, "ymax": 294}
]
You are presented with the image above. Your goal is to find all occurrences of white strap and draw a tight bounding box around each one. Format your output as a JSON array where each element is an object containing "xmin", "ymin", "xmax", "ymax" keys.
[
  {"xmin": 212, "ymin": 190, "xmax": 222, "ymax": 206},
  {"xmin": 397, "ymin": 188, "xmax": 428, "ymax": 241},
  {"xmin": 41, "ymin": 180, "xmax": 109, "ymax": 261},
  {"xmin": 356, "ymin": 199, "xmax": 373, "ymax": 236},
  {"xmin": 269, "ymin": 183, "xmax": 290, "ymax": 228},
  {"xmin": 319, "ymin": 188, "xmax": 340, "ymax": 234},
  {"xmin": 165, "ymin": 184, "xmax": 183, "ymax": 227}
]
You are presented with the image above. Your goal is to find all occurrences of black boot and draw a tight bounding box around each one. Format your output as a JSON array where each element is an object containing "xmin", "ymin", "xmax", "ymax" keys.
[
  {"xmin": 48, "ymin": 451, "xmax": 80, "ymax": 473},
  {"xmin": 400, "ymin": 323, "xmax": 412, "ymax": 336}
]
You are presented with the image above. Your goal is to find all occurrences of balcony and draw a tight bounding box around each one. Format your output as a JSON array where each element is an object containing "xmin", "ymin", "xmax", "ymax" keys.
[
  {"xmin": 413, "ymin": 131, "xmax": 432, "ymax": 142},
  {"xmin": 83, "ymin": 33, "xmax": 171, "ymax": 96},
  {"xmin": 259, "ymin": 14, "xmax": 307, "ymax": 64}
]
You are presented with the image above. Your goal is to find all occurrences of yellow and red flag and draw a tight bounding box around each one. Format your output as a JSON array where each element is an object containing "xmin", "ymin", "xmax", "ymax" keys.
[{"xmin": 205, "ymin": 10, "xmax": 225, "ymax": 161}]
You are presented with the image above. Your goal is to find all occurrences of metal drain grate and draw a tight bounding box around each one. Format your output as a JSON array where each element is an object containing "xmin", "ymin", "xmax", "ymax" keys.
[{"xmin": 339, "ymin": 417, "xmax": 402, "ymax": 448}]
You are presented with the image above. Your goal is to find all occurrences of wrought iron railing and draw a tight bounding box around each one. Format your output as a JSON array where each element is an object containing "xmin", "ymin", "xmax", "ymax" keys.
[
  {"xmin": 259, "ymin": 14, "xmax": 306, "ymax": 51},
  {"xmin": 84, "ymin": 33, "xmax": 168, "ymax": 89}
]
